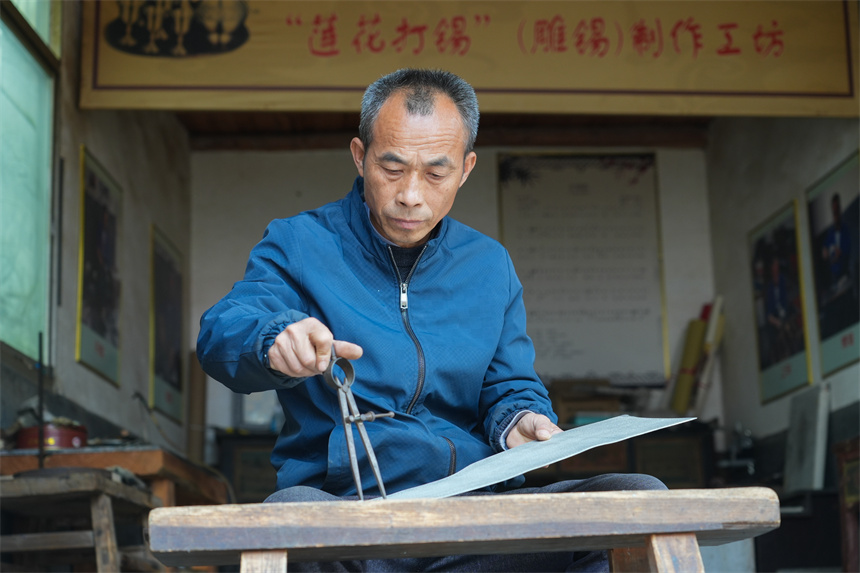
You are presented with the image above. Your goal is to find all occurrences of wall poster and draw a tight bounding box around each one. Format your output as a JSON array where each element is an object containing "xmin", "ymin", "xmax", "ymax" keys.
[
  {"xmin": 76, "ymin": 147, "xmax": 122, "ymax": 385},
  {"xmin": 749, "ymin": 200, "xmax": 812, "ymax": 402},
  {"xmin": 150, "ymin": 226, "xmax": 184, "ymax": 422},
  {"xmin": 806, "ymin": 152, "xmax": 860, "ymax": 377},
  {"xmin": 498, "ymin": 153, "xmax": 667, "ymax": 386}
]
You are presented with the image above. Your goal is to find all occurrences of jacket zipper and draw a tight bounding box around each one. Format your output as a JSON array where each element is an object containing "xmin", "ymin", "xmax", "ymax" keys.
[
  {"xmin": 387, "ymin": 245, "xmax": 428, "ymax": 415},
  {"xmin": 443, "ymin": 437, "xmax": 457, "ymax": 476}
]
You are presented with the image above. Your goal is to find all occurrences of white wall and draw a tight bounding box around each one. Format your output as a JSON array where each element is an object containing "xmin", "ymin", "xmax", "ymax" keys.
[
  {"xmin": 52, "ymin": 2, "xmax": 191, "ymax": 451},
  {"xmin": 191, "ymin": 146, "xmax": 720, "ymax": 433},
  {"xmin": 707, "ymin": 117, "xmax": 860, "ymax": 440}
]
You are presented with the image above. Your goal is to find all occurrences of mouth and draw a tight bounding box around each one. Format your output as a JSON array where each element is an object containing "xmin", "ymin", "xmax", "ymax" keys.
[{"xmin": 390, "ymin": 218, "xmax": 424, "ymax": 231}]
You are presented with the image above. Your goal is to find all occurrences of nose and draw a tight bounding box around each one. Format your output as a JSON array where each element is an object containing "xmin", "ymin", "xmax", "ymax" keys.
[{"xmin": 396, "ymin": 172, "xmax": 424, "ymax": 208}]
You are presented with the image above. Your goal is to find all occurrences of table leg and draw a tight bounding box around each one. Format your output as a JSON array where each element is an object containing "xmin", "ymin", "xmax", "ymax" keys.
[
  {"xmin": 90, "ymin": 493, "xmax": 120, "ymax": 572},
  {"xmin": 646, "ymin": 533, "xmax": 704, "ymax": 573},
  {"xmin": 241, "ymin": 550, "xmax": 288, "ymax": 573},
  {"xmin": 610, "ymin": 546, "xmax": 652, "ymax": 572},
  {"xmin": 151, "ymin": 478, "xmax": 176, "ymax": 507}
]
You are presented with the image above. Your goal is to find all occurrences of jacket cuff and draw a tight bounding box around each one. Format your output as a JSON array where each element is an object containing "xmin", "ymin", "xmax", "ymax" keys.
[
  {"xmin": 258, "ymin": 310, "xmax": 310, "ymax": 385},
  {"xmin": 497, "ymin": 410, "xmax": 534, "ymax": 451},
  {"xmin": 491, "ymin": 407, "xmax": 533, "ymax": 453}
]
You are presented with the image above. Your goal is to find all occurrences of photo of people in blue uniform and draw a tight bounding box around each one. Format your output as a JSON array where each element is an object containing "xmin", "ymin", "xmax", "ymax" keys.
[{"xmin": 806, "ymin": 153, "xmax": 860, "ymax": 375}]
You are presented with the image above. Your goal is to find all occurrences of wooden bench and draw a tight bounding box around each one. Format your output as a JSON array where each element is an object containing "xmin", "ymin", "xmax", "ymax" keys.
[
  {"xmin": 148, "ymin": 487, "xmax": 779, "ymax": 572},
  {"xmin": 1, "ymin": 468, "xmax": 160, "ymax": 572}
]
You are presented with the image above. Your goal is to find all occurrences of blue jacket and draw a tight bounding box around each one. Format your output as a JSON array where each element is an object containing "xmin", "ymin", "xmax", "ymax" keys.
[{"xmin": 197, "ymin": 177, "xmax": 556, "ymax": 496}]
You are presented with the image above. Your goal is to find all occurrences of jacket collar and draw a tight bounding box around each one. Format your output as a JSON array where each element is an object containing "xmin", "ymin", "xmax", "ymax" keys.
[{"xmin": 345, "ymin": 176, "xmax": 447, "ymax": 263}]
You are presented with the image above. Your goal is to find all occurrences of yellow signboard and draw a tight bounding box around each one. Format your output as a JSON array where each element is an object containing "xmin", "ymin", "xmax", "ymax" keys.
[{"xmin": 80, "ymin": 1, "xmax": 858, "ymax": 116}]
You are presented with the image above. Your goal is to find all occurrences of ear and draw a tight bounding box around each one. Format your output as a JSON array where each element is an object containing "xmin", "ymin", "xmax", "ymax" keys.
[
  {"xmin": 459, "ymin": 151, "xmax": 477, "ymax": 188},
  {"xmin": 350, "ymin": 137, "xmax": 366, "ymax": 177}
]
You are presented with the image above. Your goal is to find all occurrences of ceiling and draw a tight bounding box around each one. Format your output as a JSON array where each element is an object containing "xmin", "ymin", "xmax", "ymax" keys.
[{"xmin": 175, "ymin": 112, "xmax": 712, "ymax": 151}]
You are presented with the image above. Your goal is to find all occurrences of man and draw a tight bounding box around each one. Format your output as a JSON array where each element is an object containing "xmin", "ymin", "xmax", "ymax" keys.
[{"xmin": 198, "ymin": 68, "xmax": 663, "ymax": 572}]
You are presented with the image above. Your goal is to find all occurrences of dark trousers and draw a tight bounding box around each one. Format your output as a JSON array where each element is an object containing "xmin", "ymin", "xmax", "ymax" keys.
[{"xmin": 264, "ymin": 473, "xmax": 666, "ymax": 572}]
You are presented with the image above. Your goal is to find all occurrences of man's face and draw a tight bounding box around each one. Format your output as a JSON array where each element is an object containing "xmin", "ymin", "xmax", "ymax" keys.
[{"xmin": 350, "ymin": 92, "xmax": 477, "ymax": 248}]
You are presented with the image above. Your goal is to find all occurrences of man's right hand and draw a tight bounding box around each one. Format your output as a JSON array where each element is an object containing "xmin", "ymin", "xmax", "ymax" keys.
[{"xmin": 267, "ymin": 317, "xmax": 363, "ymax": 377}]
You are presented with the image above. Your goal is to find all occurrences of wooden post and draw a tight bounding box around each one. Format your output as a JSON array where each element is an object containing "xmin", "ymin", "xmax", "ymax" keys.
[
  {"xmin": 646, "ymin": 533, "xmax": 704, "ymax": 573},
  {"xmin": 241, "ymin": 550, "xmax": 288, "ymax": 573},
  {"xmin": 90, "ymin": 493, "xmax": 120, "ymax": 572},
  {"xmin": 151, "ymin": 477, "xmax": 177, "ymax": 507},
  {"xmin": 610, "ymin": 547, "xmax": 651, "ymax": 572}
]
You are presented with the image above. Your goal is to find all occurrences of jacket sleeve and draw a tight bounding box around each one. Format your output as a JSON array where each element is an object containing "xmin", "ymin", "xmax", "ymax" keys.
[
  {"xmin": 479, "ymin": 252, "xmax": 557, "ymax": 451},
  {"xmin": 196, "ymin": 220, "xmax": 310, "ymax": 393}
]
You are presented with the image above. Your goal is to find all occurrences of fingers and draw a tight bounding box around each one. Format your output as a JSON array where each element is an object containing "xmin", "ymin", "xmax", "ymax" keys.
[
  {"xmin": 532, "ymin": 414, "xmax": 563, "ymax": 441},
  {"xmin": 506, "ymin": 413, "xmax": 563, "ymax": 449},
  {"xmin": 267, "ymin": 318, "xmax": 363, "ymax": 377},
  {"xmin": 333, "ymin": 340, "xmax": 363, "ymax": 362}
]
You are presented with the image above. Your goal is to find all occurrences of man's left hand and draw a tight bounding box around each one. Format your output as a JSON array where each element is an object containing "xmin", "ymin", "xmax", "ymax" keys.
[{"xmin": 506, "ymin": 412, "xmax": 563, "ymax": 449}]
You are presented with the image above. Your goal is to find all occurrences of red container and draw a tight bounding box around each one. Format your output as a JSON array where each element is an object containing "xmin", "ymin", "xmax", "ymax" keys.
[{"xmin": 16, "ymin": 423, "xmax": 88, "ymax": 450}]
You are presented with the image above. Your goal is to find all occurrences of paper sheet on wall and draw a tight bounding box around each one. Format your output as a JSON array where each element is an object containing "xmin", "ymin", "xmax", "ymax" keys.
[{"xmin": 385, "ymin": 415, "xmax": 694, "ymax": 500}]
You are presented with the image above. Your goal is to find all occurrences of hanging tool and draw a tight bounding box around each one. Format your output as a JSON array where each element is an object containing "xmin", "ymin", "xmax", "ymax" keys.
[{"xmin": 324, "ymin": 350, "xmax": 394, "ymax": 500}]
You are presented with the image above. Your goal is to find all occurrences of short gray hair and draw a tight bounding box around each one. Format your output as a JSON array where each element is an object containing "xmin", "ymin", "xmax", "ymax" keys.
[{"xmin": 359, "ymin": 69, "xmax": 479, "ymax": 153}]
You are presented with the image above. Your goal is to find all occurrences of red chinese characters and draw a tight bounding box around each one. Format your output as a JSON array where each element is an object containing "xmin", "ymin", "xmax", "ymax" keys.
[
  {"xmin": 309, "ymin": 13, "xmax": 339, "ymax": 57},
  {"xmin": 753, "ymin": 20, "xmax": 785, "ymax": 57},
  {"xmin": 516, "ymin": 14, "xmax": 786, "ymax": 59},
  {"xmin": 671, "ymin": 17, "xmax": 704, "ymax": 58},
  {"xmin": 353, "ymin": 13, "xmax": 385, "ymax": 54},
  {"xmin": 287, "ymin": 12, "xmax": 489, "ymax": 57},
  {"xmin": 573, "ymin": 18, "xmax": 611, "ymax": 57},
  {"xmin": 392, "ymin": 18, "xmax": 427, "ymax": 55},
  {"xmin": 631, "ymin": 18, "xmax": 663, "ymax": 58},
  {"xmin": 434, "ymin": 16, "xmax": 471, "ymax": 55},
  {"xmin": 285, "ymin": 11, "xmax": 786, "ymax": 60},
  {"xmin": 716, "ymin": 23, "xmax": 741, "ymax": 55}
]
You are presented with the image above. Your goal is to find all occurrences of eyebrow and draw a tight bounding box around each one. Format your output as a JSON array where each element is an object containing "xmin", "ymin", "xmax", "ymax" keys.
[{"xmin": 378, "ymin": 152, "xmax": 453, "ymax": 169}]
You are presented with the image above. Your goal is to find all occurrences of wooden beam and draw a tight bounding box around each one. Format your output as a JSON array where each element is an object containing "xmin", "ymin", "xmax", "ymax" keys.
[
  {"xmin": 0, "ymin": 469, "xmax": 156, "ymax": 511},
  {"xmin": 0, "ymin": 531, "xmax": 95, "ymax": 552},
  {"xmin": 188, "ymin": 124, "xmax": 707, "ymax": 152},
  {"xmin": 149, "ymin": 487, "xmax": 779, "ymax": 567}
]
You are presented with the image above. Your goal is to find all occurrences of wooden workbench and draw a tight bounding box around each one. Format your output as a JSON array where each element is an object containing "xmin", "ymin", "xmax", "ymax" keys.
[
  {"xmin": 149, "ymin": 487, "xmax": 781, "ymax": 572},
  {"xmin": 1, "ymin": 445, "xmax": 229, "ymax": 507}
]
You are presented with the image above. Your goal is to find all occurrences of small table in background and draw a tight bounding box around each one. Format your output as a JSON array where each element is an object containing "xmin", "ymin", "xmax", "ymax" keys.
[{"xmin": 0, "ymin": 445, "xmax": 229, "ymax": 507}]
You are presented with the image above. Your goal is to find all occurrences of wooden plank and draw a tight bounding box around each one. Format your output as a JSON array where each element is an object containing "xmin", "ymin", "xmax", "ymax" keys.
[
  {"xmin": 0, "ymin": 471, "xmax": 156, "ymax": 511},
  {"xmin": 0, "ymin": 531, "xmax": 95, "ymax": 552},
  {"xmin": 149, "ymin": 487, "xmax": 780, "ymax": 567},
  {"xmin": 0, "ymin": 449, "xmax": 228, "ymax": 505},
  {"xmin": 647, "ymin": 533, "xmax": 704, "ymax": 573},
  {"xmin": 240, "ymin": 550, "xmax": 288, "ymax": 573},
  {"xmin": 91, "ymin": 493, "xmax": 120, "ymax": 572},
  {"xmin": 609, "ymin": 547, "xmax": 651, "ymax": 572}
]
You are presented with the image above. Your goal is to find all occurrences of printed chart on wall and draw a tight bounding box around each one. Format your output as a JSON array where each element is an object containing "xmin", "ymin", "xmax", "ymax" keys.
[
  {"xmin": 498, "ymin": 154, "xmax": 667, "ymax": 386},
  {"xmin": 76, "ymin": 147, "xmax": 122, "ymax": 385}
]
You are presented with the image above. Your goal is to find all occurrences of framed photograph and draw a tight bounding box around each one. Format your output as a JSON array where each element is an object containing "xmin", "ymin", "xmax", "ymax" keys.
[
  {"xmin": 75, "ymin": 147, "xmax": 122, "ymax": 385},
  {"xmin": 150, "ymin": 227, "xmax": 184, "ymax": 422},
  {"xmin": 805, "ymin": 152, "xmax": 860, "ymax": 377},
  {"xmin": 748, "ymin": 200, "xmax": 812, "ymax": 403}
]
